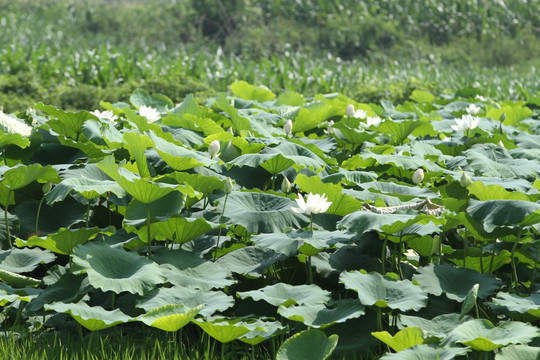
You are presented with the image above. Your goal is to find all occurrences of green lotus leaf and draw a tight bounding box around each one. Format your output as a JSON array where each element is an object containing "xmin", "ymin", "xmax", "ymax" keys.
[
  {"xmin": 372, "ymin": 327, "xmax": 434, "ymax": 352},
  {"xmin": 359, "ymin": 181, "xmax": 438, "ymax": 201},
  {"xmin": 399, "ymin": 313, "xmax": 473, "ymax": 339},
  {"xmin": 0, "ymin": 163, "xmax": 59, "ymax": 192},
  {"xmin": 486, "ymin": 104, "xmax": 532, "ymax": 126},
  {"xmin": 343, "ymin": 152, "xmax": 445, "ymax": 173},
  {"xmin": 276, "ymin": 329, "xmax": 338, "ymax": 360},
  {"xmin": 72, "ymin": 242, "xmax": 165, "ymax": 295},
  {"xmin": 122, "ymin": 132, "xmax": 153, "ymax": 178},
  {"xmin": 230, "ymin": 81, "xmax": 275, "ymax": 102},
  {"xmin": 412, "ymin": 264, "xmax": 502, "ymax": 302},
  {"xmin": 238, "ymin": 319, "xmax": 288, "ymax": 345},
  {"xmin": 377, "ymin": 119, "xmax": 434, "ymax": 146},
  {"xmin": 443, "ymin": 319, "xmax": 539, "ymax": 351},
  {"xmin": 459, "ymin": 283, "xmax": 479, "ymax": 319},
  {"xmin": 163, "ymin": 172, "xmax": 225, "ymax": 206},
  {"xmin": 214, "ymin": 94, "xmax": 252, "ymax": 134},
  {"xmin": 46, "ymin": 173, "xmax": 126, "ymax": 203},
  {"xmin": 16, "ymin": 226, "xmax": 115, "ymax": 255},
  {"xmin": 294, "ymin": 174, "xmax": 363, "ymax": 216},
  {"xmin": 260, "ymin": 154, "xmax": 295, "ymax": 175},
  {"xmin": 157, "ymin": 254, "xmax": 234, "ymax": 291},
  {"xmin": 490, "ymin": 292, "xmax": 540, "ymax": 318},
  {"xmin": 140, "ymin": 304, "xmax": 204, "ymax": 332},
  {"xmin": 0, "ymin": 268, "xmax": 40, "ymax": 288},
  {"xmin": 136, "ymin": 216, "xmax": 213, "ymax": 245},
  {"xmin": 219, "ymin": 192, "xmax": 308, "ymax": 233},
  {"xmin": 277, "ymin": 90, "xmax": 305, "ymax": 106},
  {"xmin": 97, "ymin": 155, "xmax": 179, "ymax": 204},
  {"xmin": 192, "ymin": 316, "xmax": 254, "ymax": 343},
  {"xmin": 0, "ymin": 248, "xmax": 55, "ymax": 273},
  {"xmin": 151, "ymin": 132, "xmax": 215, "ymax": 171},
  {"xmin": 495, "ymin": 345, "xmax": 540, "ymax": 360},
  {"xmin": 130, "ymin": 88, "xmax": 173, "ymax": 113},
  {"xmin": 169, "ymin": 94, "xmax": 207, "ymax": 117},
  {"xmin": 446, "ymin": 248, "xmax": 511, "ymax": 273},
  {"xmin": 35, "ymin": 103, "xmax": 93, "ymax": 140},
  {"xmin": 410, "ymin": 90, "xmax": 435, "ymax": 104},
  {"xmin": 338, "ymin": 211, "xmax": 443, "ymax": 237},
  {"xmin": 238, "ymin": 283, "xmax": 331, "ymax": 307},
  {"xmin": 46, "ymin": 302, "xmax": 133, "ymax": 331},
  {"xmin": 468, "ymin": 181, "xmax": 532, "ymax": 201},
  {"xmin": 465, "ymin": 144, "xmax": 540, "ymax": 178},
  {"xmin": 332, "ymin": 122, "xmax": 376, "ymax": 148},
  {"xmin": 379, "ymin": 344, "xmax": 469, "ymax": 360},
  {"xmin": 278, "ymin": 299, "xmax": 365, "ymax": 328},
  {"xmin": 0, "ymin": 290, "xmax": 21, "ymax": 306},
  {"xmin": 27, "ymin": 273, "xmax": 87, "ymax": 312},
  {"xmin": 339, "ymin": 271, "xmax": 427, "ymax": 311},
  {"xmin": 137, "ymin": 286, "xmax": 234, "ymax": 318},
  {"xmin": 123, "ymin": 191, "xmax": 185, "ymax": 228},
  {"xmin": 0, "ymin": 132, "xmax": 30, "ymax": 149},
  {"xmin": 264, "ymin": 141, "xmax": 328, "ymax": 170},
  {"xmin": 467, "ymin": 199, "xmax": 540, "ymax": 233},
  {"xmin": 217, "ymin": 245, "xmax": 288, "ymax": 276}
]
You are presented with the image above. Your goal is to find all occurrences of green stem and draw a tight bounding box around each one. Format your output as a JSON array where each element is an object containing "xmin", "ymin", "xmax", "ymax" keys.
[
  {"xmin": 85, "ymin": 200, "xmax": 91, "ymax": 227},
  {"xmin": 463, "ymin": 228, "xmax": 468, "ymax": 269},
  {"xmin": 213, "ymin": 193, "xmax": 229, "ymax": 261},
  {"xmin": 511, "ymin": 240, "xmax": 520, "ymax": 293},
  {"xmin": 532, "ymin": 243, "xmax": 540, "ymax": 287},
  {"xmin": 4, "ymin": 190, "xmax": 12, "ymax": 249},
  {"xmin": 35, "ymin": 194, "xmax": 46, "ymax": 237},
  {"xmin": 381, "ymin": 234, "xmax": 388, "ymax": 275},
  {"xmin": 489, "ymin": 241, "xmax": 497, "ymax": 274},
  {"xmin": 271, "ymin": 175, "xmax": 276, "ymax": 190},
  {"xmin": 439, "ymin": 232, "xmax": 444, "ymax": 264},
  {"xmin": 376, "ymin": 307, "xmax": 383, "ymax": 331},
  {"xmin": 310, "ymin": 213, "xmax": 313, "ymax": 232},
  {"xmin": 146, "ymin": 203, "xmax": 152, "ymax": 257},
  {"xmin": 307, "ymin": 255, "xmax": 313, "ymax": 284}
]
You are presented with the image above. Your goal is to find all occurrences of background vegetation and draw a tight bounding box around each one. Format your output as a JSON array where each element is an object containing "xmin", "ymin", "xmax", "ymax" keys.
[{"xmin": 0, "ymin": 0, "xmax": 539, "ymax": 112}]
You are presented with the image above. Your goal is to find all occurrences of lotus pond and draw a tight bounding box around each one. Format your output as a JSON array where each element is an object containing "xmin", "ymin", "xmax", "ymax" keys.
[{"xmin": 0, "ymin": 81, "xmax": 540, "ymax": 359}]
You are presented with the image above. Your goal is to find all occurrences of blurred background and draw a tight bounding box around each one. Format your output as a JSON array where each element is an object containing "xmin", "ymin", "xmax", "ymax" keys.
[{"xmin": 1, "ymin": 0, "xmax": 539, "ymax": 111}]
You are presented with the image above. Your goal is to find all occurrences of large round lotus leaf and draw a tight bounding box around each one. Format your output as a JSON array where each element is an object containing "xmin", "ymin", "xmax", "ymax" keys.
[
  {"xmin": 490, "ymin": 292, "xmax": 540, "ymax": 318},
  {"xmin": 465, "ymin": 144, "xmax": 540, "ymax": 178},
  {"xmin": 71, "ymin": 242, "xmax": 165, "ymax": 295},
  {"xmin": 0, "ymin": 132, "xmax": 30, "ymax": 149},
  {"xmin": 153, "ymin": 248, "xmax": 234, "ymax": 290},
  {"xmin": 0, "ymin": 291, "xmax": 20, "ymax": 306},
  {"xmin": 238, "ymin": 283, "xmax": 331, "ymax": 307},
  {"xmin": 372, "ymin": 327, "xmax": 435, "ymax": 352},
  {"xmin": 443, "ymin": 319, "xmax": 540, "ymax": 351},
  {"xmin": 278, "ymin": 299, "xmax": 365, "ymax": 328},
  {"xmin": 0, "ymin": 248, "xmax": 55, "ymax": 273},
  {"xmin": 136, "ymin": 286, "xmax": 234, "ymax": 318},
  {"xmin": 276, "ymin": 329, "xmax": 338, "ymax": 360},
  {"xmin": 238, "ymin": 319, "xmax": 287, "ymax": 345},
  {"xmin": 217, "ymin": 245, "xmax": 288, "ymax": 276},
  {"xmin": 379, "ymin": 344, "xmax": 469, "ymax": 360},
  {"xmin": 1, "ymin": 163, "xmax": 60, "ymax": 192},
  {"xmin": 218, "ymin": 192, "xmax": 308, "ymax": 233},
  {"xmin": 136, "ymin": 217, "xmax": 213, "ymax": 245},
  {"xmin": 399, "ymin": 314, "xmax": 473, "ymax": 339},
  {"xmin": 0, "ymin": 269, "xmax": 40, "ymax": 288},
  {"xmin": 46, "ymin": 302, "xmax": 133, "ymax": 331},
  {"xmin": 140, "ymin": 304, "xmax": 204, "ymax": 332},
  {"xmin": 192, "ymin": 317, "xmax": 254, "ymax": 343},
  {"xmin": 338, "ymin": 211, "xmax": 443, "ymax": 237},
  {"xmin": 339, "ymin": 271, "xmax": 427, "ymax": 311},
  {"xmin": 467, "ymin": 199, "xmax": 540, "ymax": 233},
  {"xmin": 495, "ymin": 345, "xmax": 540, "ymax": 360},
  {"xmin": 16, "ymin": 226, "xmax": 115, "ymax": 255},
  {"xmin": 27, "ymin": 273, "xmax": 87, "ymax": 312},
  {"xmin": 123, "ymin": 191, "xmax": 185, "ymax": 228},
  {"xmin": 412, "ymin": 263, "xmax": 502, "ymax": 302}
]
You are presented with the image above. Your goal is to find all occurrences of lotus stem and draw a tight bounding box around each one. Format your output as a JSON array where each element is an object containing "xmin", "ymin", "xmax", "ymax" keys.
[
  {"xmin": 381, "ymin": 234, "xmax": 388, "ymax": 275},
  {"xmin": 146, "ymin": 203, "xmax": 152, "ymax": 257},
  {"xmin": 463, "ymin": 228, "xmax": 468, "ymax": 269},
  {"xmin": 307, "ymin": 255, "xmax": 313, "ymax": 284},
  {"xmin": 85, "ymin": 200, "xmax": 91, "ymax": 227},
  {"xmin": 4, "ymin": 190, "xmax": 12, "ymax": 249},
  {"xmin": 213, "ymin": 193, "xmax": 229, "ymax": 261},
  {"xmin": 310, "ymin": 213, "xmax": 313, "ymax": 232},
  {"xmin": 488, "ymin": 241, "xmax": 497, "ymax": 274},
  {"xmin": 532, "ymin": 243, "xmax": 540, "ymax": 289},
  {"xmin": 35, "ymin": 194, "xmax": 46, "ymax": 236},
  {"xmin": 511, "ymin": 241, "xmax": 520, "ymax": 293}
]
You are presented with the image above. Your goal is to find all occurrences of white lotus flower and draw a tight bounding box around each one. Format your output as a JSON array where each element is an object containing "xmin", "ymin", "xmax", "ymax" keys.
[
  {"xmin": 327, "ymin": 120, "xmax": 334, "ymax": 134},
  {"xmin": 208, "ymin": 140, "xmax": 221, "ymax": 158},
  {"xmin": 366, "ymin": 115, "xmax": 383, "ymax": 127},
  {"xmin": 291, "ymin": 193, "xmax": 332, "ymax": 215},
  {"xmin": 345, "ymin": 104, "xmax": 367, "ymax": 119},
  {"xmin": 139, "ymin": 105, "xmax": 161, "ymax": 122},
  {"xmin": 466, "ymin": 104, "xmax": 480, "ymax": 115},
  {"xmin": 91, "ymin": 110, "xmax": 117, "ymax": 123},
  {"xmin": 451, "ymin": 114, "xmax": 480, "ymax": 133},
  {"xmin": 284, "ymin": 119, "xmax": 293, "ymax": 135},
  {"xmin": 0, "ymin": 110, "xmax": 32, "ymax": 137},
  {"xmin": 281, "ymin": 177, "xmax": 292, "ymax": 193},
  {"xmin": 475, "ymin": 95, "xmax": 487, "ymax": 102},
  {"xmin": 412, "ymin": 168, "xmax": 424, "ymax": 185}
]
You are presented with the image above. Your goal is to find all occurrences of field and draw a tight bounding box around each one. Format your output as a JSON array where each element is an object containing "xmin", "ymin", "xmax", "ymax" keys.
[{"xmin": 1, "ymin": 1, "xmax": 540, "ymax": 359}]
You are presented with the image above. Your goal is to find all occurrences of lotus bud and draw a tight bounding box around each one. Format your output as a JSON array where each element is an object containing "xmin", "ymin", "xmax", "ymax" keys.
[
  {"xmin": 42, "ymin": 182, "xmax": 53, "ymax": 193},
  {"xmin": 224, "ymin": 178, "xmax": 233, "ymax": 194},
  {"xmin": 284, "ymin": 119, "xmax": 293, "ymax": 136},
  {"xmin": 412, "ymin": 168, "xmax": 424, "ymax": 185},
  {"xmin": 346, "ymin": 104, "xmax": 355, "ymax": 117},
  {"xmin": 208, "ymin": 140, "xmax": 220, "ymax": 158},
  {"xmin": 281, "ymin": 177, "xmax": 292, "ymax": 193},
  {"xmin": 460, "ymin": 171, "xmax": 471, "ymax": 187},
  {"xmin": 499, "ymin": 140, "xmax": 505, "ymax": 148},
  {"xmin": 327, "ymin": 120, "xmax": 334, "ymax": 134},
  {"xmin": 499, "ymin": 112, "xmax": 506, "ymax": 123}
]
